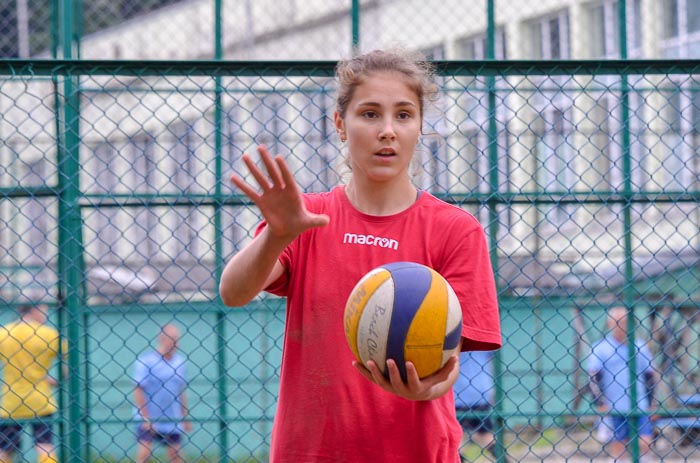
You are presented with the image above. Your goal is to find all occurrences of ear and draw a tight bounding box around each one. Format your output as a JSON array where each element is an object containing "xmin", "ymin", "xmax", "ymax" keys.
[{"xmin": 334, "ymin": 111, "xmax": 346, "ymax": 140}]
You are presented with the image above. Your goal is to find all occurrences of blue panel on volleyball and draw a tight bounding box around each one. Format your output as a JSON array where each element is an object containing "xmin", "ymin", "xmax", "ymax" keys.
[
  {"xmin": 383, "ymin": 262, "xmax": 432, "ymax": 381},
  {"xmin": 444, "ymin": 323, "xmax": 461, "ymax": 350}
]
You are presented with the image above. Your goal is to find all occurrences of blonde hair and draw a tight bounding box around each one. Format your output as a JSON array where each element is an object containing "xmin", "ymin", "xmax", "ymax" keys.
[{"xmin": 335, "ymin": 49, "xmax": 438, "ymax": 121}]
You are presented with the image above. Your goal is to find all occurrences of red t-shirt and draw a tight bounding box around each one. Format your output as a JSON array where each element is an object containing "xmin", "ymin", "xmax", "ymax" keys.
[{"xmin": 263, "ymin": 186, "xmax": 501, "ymax": 463}]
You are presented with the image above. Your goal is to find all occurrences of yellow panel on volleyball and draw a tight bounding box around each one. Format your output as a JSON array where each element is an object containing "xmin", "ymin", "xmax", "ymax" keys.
[{"xmin": 404, "ymin": 270, "xmax": 449, "ymax": 378}]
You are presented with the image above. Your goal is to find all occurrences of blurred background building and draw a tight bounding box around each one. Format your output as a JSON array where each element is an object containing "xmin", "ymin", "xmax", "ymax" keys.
[{"xmin": 1, "ymin": 0, "xmax": 699, "ymax": 460}]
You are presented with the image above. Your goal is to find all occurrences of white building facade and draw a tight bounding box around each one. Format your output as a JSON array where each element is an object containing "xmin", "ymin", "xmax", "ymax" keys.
[{"xmin": 2, "ymin": 0, "xmax": 699, "ymax": 303}]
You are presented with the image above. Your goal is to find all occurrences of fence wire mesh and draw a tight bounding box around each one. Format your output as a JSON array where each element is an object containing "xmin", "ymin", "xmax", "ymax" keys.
[{"xmin": 0, "ymin": 59, "xmax": 699, "ymax": 462}]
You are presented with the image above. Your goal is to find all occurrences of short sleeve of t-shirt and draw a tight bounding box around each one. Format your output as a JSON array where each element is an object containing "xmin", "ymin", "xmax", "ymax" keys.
[{"xmin": 254, "ymin": 221, "xmax": 291, "ymax": 296}]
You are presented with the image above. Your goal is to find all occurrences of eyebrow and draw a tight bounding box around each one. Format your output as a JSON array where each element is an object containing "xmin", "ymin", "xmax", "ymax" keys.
[{"xmin": 355, "ymin": 100, "xmax": 418, "ymax": 108}]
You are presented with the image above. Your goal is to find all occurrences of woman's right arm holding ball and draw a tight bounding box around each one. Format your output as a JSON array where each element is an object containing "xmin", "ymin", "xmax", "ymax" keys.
[{"xmin": 219, "ymin": 145, "xmax": 330, "ymax": 307}]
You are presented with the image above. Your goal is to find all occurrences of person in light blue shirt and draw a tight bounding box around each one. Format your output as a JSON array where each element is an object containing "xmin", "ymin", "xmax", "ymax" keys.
[
  {"xmin": 134, "ymin": 324, "xmax": 191, "ymax": 463},
  {"xmin": 588, "ymin": 307, "xmax": 657, "ymax": 462},
  {"xmin": 454, "ymin": 350, "xmax": 508, "ymax": 463}
]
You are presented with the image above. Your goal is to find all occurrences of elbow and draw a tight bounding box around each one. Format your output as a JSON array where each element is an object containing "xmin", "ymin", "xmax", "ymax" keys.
[
  {"xmin": 219, "ymin": 290, "xmax": 240, "ymax": 307},
  {"xmin": 219, "ymin": 284, "xmax": 251, "ymax": 307}
]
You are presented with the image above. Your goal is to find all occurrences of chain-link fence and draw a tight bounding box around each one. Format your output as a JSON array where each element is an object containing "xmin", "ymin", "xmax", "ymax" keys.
[
  {"xmin": 1, "ymin": 58, "xmax": 699, "ymax": 463},
  {"xmin": 0, "ymin": 0, "xmax": 679, "ymax": 61},
  {"xmin": 1, "ymin": 1, "xmax": 700, "ymax": 462}
]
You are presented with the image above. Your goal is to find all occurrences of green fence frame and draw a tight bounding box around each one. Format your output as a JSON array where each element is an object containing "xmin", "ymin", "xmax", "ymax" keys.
[
  {"xmin": 2, "ymin": 58, "xmax": 700, "ymax": 462},
  {"xmin": 2, "ymin": 0, "xmax": 700, "ymax": 461}
]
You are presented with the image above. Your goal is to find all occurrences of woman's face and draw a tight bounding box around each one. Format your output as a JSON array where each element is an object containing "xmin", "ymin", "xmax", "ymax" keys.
[{"xmin": 335, "ymin": 71, "xmax": 422, "ymax": 184}]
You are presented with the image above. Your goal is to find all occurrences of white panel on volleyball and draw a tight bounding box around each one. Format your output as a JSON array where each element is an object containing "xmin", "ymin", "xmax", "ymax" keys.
[
  {"xmin": 442, "ymin": 283, "xmax": 463, "ymax": 366},
  {"xmin": 356, "ymin": 279, "xmax": 396, "ymax": 374}
]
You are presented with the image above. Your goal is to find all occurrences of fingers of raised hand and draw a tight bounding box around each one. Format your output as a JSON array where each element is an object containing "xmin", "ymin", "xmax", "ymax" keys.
[
  {"xmin": 257, "ymin": 145, "xmax": 285, "ymax": 189},
  {"xmin": 230, "ymin": 173, "xmax": 261, "ymax": 200},
  {"xmin": 275, "ymin": 154, "xmax": 300, "ymax": 194},
  {"xmin": 241, "ymin": 151, "xmax": 277, "ymax": 192},
  {"xmin": 230, "ymin": 146, "xmax": 291, "ymax": 199}
]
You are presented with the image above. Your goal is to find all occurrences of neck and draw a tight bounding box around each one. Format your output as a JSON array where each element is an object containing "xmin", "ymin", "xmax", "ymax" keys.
[{"xmin": 345, "ymin": 179, "xmax": 417, "ymax": 216}]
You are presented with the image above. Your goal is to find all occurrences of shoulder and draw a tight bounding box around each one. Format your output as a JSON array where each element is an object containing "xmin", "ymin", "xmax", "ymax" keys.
[
  {"xmin": 301, "ymin": 189, "xmax": 337, "ymax": 211},
  {"xmin": 417, "ymin": 192, "xmax": 484, "ymax": 231},
  {"xmin": 36, "ymin": 323, "xmax": 59, "ymax": 339},
  {"xmin": 0, "ymin": 322, "xmax": 14, "ymax": 337},
  {"xmin": 592, "ymin": 337, "xmax": 612, "ymax": 354},
  {"xmin": 2, "ymin": 321, "xmax": 20, "ymax": 333},
  {"xmin": 136, "ymin": 351, "xmax": 158, "ymax": 366}
]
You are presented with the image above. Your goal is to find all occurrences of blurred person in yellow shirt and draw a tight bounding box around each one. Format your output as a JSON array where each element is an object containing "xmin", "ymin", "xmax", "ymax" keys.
[{"xmin": 0, "ymin": 304, "xmax": 67, "ymax": 463}]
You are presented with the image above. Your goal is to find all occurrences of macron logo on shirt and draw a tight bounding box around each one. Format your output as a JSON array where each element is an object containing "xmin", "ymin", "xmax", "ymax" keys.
[{"xmin": 343, "ymin": 232, "xmax": 399, "ymax": 250}]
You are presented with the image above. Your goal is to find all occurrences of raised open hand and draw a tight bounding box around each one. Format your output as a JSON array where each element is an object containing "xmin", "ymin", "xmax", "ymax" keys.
[{"xmin": 231, "ymin": 145, "xmax": 330, "ymax": 241}]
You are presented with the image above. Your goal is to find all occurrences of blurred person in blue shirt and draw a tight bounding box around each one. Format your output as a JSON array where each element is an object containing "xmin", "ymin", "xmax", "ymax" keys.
[
  {"xmin": 134, "ymin": 324, "xmax": 192, "ymax": 463},
  {"xmin": 454, "ymin": 350, "xmax": 508, "ymax": 463},
  {"xmin": 588, "ymin": 306, "xmax": 657, "ymax": 462}
]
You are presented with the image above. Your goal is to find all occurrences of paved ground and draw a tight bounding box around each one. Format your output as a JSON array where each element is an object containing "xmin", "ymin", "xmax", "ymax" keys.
[{"xmin": 462, "ymin": 427, "xmax": 700, "ymax": 462}]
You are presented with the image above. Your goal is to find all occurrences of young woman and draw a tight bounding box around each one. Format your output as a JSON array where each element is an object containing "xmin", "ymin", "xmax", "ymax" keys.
[{"xmin": 220, "ymin": 49, "xmax": 501, "ymax": 463}]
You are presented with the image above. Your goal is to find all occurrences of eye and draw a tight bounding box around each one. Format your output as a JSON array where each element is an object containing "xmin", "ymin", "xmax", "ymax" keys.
[
  {"xmin": 362, "ymin": 110, "xmax": 378, "ymax": 119},
  {"xmin": 397, "ymin": 111, "xmax": 412, "ymax": 120}
]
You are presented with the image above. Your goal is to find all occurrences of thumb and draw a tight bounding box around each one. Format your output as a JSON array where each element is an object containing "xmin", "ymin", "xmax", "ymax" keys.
[{"xmin": 308, "ymin": 213, "xmax": 331, "ymax": 228}]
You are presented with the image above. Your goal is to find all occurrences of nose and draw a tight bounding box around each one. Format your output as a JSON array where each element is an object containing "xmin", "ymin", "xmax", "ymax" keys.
[{"xmin": 378, "ymin": 118, "xmax": 396, "ymax": 140}]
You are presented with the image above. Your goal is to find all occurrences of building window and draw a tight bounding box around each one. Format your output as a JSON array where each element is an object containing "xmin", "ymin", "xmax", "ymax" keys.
[
  {"xmin": 586, "ymin": 0, "xmax": 643, "ymax": 58},
  {"xmin": 294, "ymin": 87, "xmax": 335, "ymax": 191},
  {"xmin": 222, "ymin": 102, "xmax": 247, "ymax": 256},
  {"xmin": 20, "ymin": 158, "xmax": 49, "ymax": 266},
  {"xmin": 420, "ymin": 44, "xmax": 445, "ymax": 60},
  {"xmin": 525, "ymin": 11, "xmax": 570, "ymax": 59},
  {"xmin": 0, "ymin": 2, "xmax": 19, "ymax": 57},
  {"xmin": 533, "ymin": 108, "xmax": 576, "ymax": 226},
  {"xmin": 251, "ymin": 93, "xmax": 286, "ymax": 156},
  {"xmin": 455, "ymin": 28, "xmax": 507, "ymax": 60},
  {"xmin": 657, "ymin": 1, "xmax": 700, "ymax": 192},
  {"xmin": 655, "ymin": 86, "xmax": 696, "ymax": 192},
  {"xmin": 91, "ymin": 142, "xmax": 120, "ymax": 265},
  {"xmin": 662, "ymin": 0, "xmax": 700, "ymax": 57},
  {"xmin": 451, "ymin": 29, "xmax": 511, "ymax": 226},
  {"xmin": 170, "ymin": 121, "xmax": 201, "ymax": 261},
  {"xmin": 129, "ymin": 134, "xmax": 158, "ymax": 263}
]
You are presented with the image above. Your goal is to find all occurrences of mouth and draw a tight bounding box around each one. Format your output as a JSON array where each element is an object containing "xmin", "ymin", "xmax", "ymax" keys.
[{"xmin": 374, "ymin": 148, "xmax": 396, "ymax": 157}]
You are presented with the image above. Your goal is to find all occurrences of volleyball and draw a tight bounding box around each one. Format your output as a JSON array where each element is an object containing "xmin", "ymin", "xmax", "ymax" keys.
[{"xmin": 344, "ymin": 261, "xmax": 463, "ymax": 381}]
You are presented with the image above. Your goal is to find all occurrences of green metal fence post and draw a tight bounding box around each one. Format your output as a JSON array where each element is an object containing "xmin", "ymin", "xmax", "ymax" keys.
[
  {"xmin": 618, "ymin": 1, "xmax": 641, "ymax": 462},
  {"xmin": 50, "ymin": 0, "xmax": 59, "ymax": 58},
  {"xmin": 213, "ymin": 0, "xmax": 230, "ymax": 461},
  {"xmin": 51, "ymin": 1, "xmax": 65, "ymax": 462},
  {"xmin": 351, "ymin": 0, "xmax": 360, "ymax": 54},
  {"xmin": 58, "ymin": 0, "xmax": 86, "ymax": 460},
  {"xmin": 486, "ymin": 1, "xmax": 506, "ymax": 462}
]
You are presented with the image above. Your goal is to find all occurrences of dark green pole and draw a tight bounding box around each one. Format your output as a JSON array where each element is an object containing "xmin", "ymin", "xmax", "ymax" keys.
[
  {"xmin": 51, "ymin": 0, "xmax": 59, "ymax": 58},
  {"xmin": 213, "ymin": 0, "xmax": 229, "ymax": 461},
  {"xmin": 73, "ymin": 0, "xmax": 83, "ymax": 58},
  {"xmin": 51, "ymin": 2, "xmax": 65, "ymax": 462},
  {"xmin": 486, "ymin": 1, "xmax": 505, "ymax": 461},
  {"xmin": 617, "ymin": 2, "xmax": 640, "ymax": 462},
  {"xmin": 58, "ymin": 0, "xmax": 85, "ymax": 460},
  {"xmin": 351, "ymin": 0, "xmax": 360, "ymax": 53}
]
